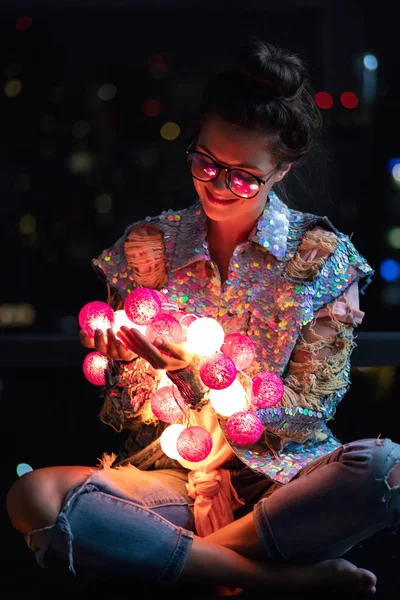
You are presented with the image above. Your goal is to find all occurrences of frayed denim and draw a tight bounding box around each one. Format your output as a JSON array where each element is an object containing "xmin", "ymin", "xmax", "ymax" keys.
[{"xmin": 253, "ymin": 437, "xmax": 400, "ymax": 563}]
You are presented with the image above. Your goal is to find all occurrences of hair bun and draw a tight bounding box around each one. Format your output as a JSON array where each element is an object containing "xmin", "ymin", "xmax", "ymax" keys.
[{"xmin": 238, "ymin": 37, "xmax": 306, "ymax": 99}]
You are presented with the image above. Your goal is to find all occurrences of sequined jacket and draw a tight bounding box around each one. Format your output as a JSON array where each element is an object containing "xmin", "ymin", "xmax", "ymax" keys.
[{"xmin": 92, "ymin": 191, "xmax": 374, "ymax": 484}]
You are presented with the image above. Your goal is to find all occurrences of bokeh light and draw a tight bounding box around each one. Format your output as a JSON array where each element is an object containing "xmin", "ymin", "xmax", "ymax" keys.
[
  {"xmin": 382, "ymin": 284, "xmax": 400, "ymax": 307},
  {"xmin": 94, "ymin": 193, "xmax": 113, "ymax": 214},
  {"xmin": 363, "ymin": 54, "xmax": 378, "ymax": 71},
  {"xmin": 160, "ymin": 122, "xmax": 180, "ymax": 140},
  {"xmin": 142, "ymin": 99, "xmax": 162, "ymax": 117},
  {"xmin": 4, "ymin": 79, "xmax": 23, "ymax": 98},
  {"xmin": 72, "ymin": 120, "xmax": 90, "ymax": 138},
  {"xmin": 19, "ymin": 213, "xmax": 36, "ymax": 235},
  {"xmin": 340, "ymin": 92, "xmax": 359, "ymax": 109},
  {"xmin": 16, "ymin": 463, "xmax": 33, "ymax": 477},
  {"xmin": 386, "ymin": 227, "xmax": 400, "ymax": 249},
  {"xmin": 380, "ymin": 258, "xmax": 400, "ymax": 282},
  {"xmin": 315, "ymin": 91, "xmax": 333, "ymax": 109},
  {"xmin": 98, "ymin": 83, "xmax": 117, "ymax": 101},
  {"xmin": 16, "ymin": 16, "xmax": 32, "ymax": 31}
]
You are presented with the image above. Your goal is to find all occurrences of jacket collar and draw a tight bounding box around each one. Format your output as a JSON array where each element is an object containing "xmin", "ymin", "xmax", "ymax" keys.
[{"xmin": 170, "ymin": 191, "xmax": 290, "ymax": 272}]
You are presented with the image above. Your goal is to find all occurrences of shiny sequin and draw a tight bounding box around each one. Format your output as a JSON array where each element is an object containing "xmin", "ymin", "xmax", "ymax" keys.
[{"xmin": 92, "ymin": 191, "xmax": 374, "ymax": 482}]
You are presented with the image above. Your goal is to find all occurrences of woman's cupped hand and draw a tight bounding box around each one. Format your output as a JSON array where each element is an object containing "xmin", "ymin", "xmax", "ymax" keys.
[{"xmin": 80, "ymin": 326, "xmax": 194, "ymax": 371}]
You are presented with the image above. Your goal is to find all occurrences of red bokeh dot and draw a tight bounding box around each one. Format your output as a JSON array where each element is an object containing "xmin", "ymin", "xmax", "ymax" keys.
[
  {"xmin": 340, "ymin": 91, "xmax": 359, "ymax": 109},
  {"xmin": 142, "ymin": 99, "xmax": 162, "ymax": 117},
  {"xmin": 148, "ymin": 55, "xmax": 167, "ymax": 71},
  {"xmin": 315, "ymin": 92, "xmax": 334, "ymax": 109},
  {"xmin": 16, "ymin": 16, "xmax": 32, "ymax": 31}
]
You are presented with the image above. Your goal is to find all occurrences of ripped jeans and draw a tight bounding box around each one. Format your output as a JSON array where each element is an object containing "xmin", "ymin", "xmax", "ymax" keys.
[{"xmin": 24, "ymin": 438, "xmax": 400, "ymax": 584}]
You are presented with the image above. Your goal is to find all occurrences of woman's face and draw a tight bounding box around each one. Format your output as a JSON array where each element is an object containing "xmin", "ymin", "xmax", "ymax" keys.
[{"xmin": 192, "ymin": 114, "xmax": 291, "ymax": 224}]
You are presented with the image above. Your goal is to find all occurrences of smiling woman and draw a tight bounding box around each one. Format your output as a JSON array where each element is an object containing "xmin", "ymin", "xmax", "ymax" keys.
[{"xmin": 6, "ymin": 36, "xmax": 399, "ymax": 597}]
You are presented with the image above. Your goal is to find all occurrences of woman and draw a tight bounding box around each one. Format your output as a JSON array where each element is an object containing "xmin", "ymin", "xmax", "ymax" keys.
[{"xmin": 6, "ymin": 37, "xmax": 400, "ymax": 595}]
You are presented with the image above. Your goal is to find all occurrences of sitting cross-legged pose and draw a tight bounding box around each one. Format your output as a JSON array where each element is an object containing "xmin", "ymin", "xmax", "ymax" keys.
[{"xmin": 6, "ymin": 37, "xmax": 400, "ymax": 596}]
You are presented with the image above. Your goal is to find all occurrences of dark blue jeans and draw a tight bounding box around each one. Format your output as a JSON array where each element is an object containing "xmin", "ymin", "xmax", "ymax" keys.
[{"xmin": 24, "ymin": 438, "xmax": 400, "ymax": 583}]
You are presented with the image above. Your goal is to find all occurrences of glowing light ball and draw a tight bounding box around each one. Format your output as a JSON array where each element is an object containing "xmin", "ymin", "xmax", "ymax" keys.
[
  {"xmin": 176, "ymin": 426, "xmax": 213, "ymax": 462},
  {"xmin": 160, "ymin": 424, "xmax": 185, "ymax": 459},
  {"xmin": 150, "ymin": 386, "xmax": 185, "ymax": 423},
  {"xmin": 221, "ymin": 333, "xmax": 256, "ymax": 370},
  {"xmin": 252, "ymin": 371, "xmax": 284, "ymax": 408},
  {"xmin": 179, "ymin": 313, "xmax": 197, "ymax": 328},
  {"xmin": 174, "ymin": 312, "xmax": 197, "ymax": 342},
  {"xmin": 82, "ymin": 351, "xmax": 109, "ymax": 386},
  {"xmin": 226, "ymin": 411, "xmax": 263, "ymax": 446},
  {"xmin": 200, "ymin": 353, "xmax": 237, "ymax": 390},
  {"xmin": 78, "ymin": 301, "xmax": 115, "ymax": 337},
  {"xmin": 124, "ymin": 288, "xmax": 162, "ymax": 325},
  {"xmin": 146, "ymin": 314, "xmax": 183, "ymax": 344},
  {"xmin": 185, "ymin": 317, "xmax": 225, "ymax": 356},
  {"xmin": 209, "ymin": 379, "xmax": 247, "ymax": 417},
  {"xmin": 112, "ymin": 310, "xmax": 146, "ymax": 335}
]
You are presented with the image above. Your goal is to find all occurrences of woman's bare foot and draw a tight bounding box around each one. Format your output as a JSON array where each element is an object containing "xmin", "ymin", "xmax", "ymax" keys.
[{"xmin": 266, "ymin": 557, "xmax": 377, "ymax": 594}]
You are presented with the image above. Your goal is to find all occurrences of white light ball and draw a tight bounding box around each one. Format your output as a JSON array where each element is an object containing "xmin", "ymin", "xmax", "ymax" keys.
[
  {"xmin": 160, "ymin": 424, "xmax": 185, "ymax": 459},
  {"xmin": 112, "ymin": 310, "xmax": 146, "ymax": 334},
  {"xmin": 185, "ymin": 317, "xmax": 225, "ymax": 356},
  {"xmin": 209, "ymin": 379, "xmax": 247, "ymax": 417}
]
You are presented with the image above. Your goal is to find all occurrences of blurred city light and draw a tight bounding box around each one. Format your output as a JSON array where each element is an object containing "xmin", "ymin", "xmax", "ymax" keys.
[
  {"xmin": 391, "ymin": 164, "xmax": 400, "ymax": 184},
  {"xmin": 380, "ymin": 258, "xmax": 400, "ymax": 282},
  {"xmin": 4, "ymin": 79, "xmax": 23, "ymax": 98},
  {"xmin": 95, "ymin": 192, "xmax": 113, "ymax": 214},
  {"xmin": 142, "ymin": 99, "xmax": 162, "ymax": 117},
  {"xmin": 363, "ymin": 54, "xmax": 378, "ymax": 71},
  {"xmin": 340, "ymin": 91, "xmax": 359, "ymax": 109},
  {"xmin": 19, "ymin": 213, "xmax": 36, "ymax": 235},
  {"xmin": 0, "ymin": 303, "xmax": 36, "ymax": 327},
  {"xmin": 16, "ymin": 16, "xmax": 32, "ymax": 31},
  {"xmin": 382, "ymin": 284, "xmax": 400, "ymax": 306},
  {"xmin": 72, "ymin": 120, "xmax": 90, "ymax": 139},
  {"xmin": 160, "ymin": 121, "xmax": 180, "ymax": 140},
  {"xmin": 386, "ymin": 158, "xmax": 400, "ymax": 173},
  {"xmin": 98, "ymin": 83, "xmax": 117, "ymax": 101},
  {"xmin": 386, "ymin": 227, "xmax": 400, "ymax": 249},
  {"xmin": 315, "ymin": 91, "xmax": 333, "ymax": 109},
  {"xmin": 16, "ymin": 463, "xmax": 33, "ymax": 477}
]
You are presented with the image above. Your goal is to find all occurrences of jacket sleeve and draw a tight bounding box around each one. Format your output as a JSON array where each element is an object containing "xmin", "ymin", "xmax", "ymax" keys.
[
  {"xmin": 91, "ymin": 221, "xmax": 167, "ymax": 434},
  {"xmin": 257, "ymin": 227, "xmax": 374, "ymax": 448}
]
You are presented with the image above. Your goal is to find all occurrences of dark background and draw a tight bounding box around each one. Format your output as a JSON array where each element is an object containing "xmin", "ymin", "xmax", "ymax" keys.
[{"xmin": 1, "ymin": 1, "xmax": 400, "ymax": 598}]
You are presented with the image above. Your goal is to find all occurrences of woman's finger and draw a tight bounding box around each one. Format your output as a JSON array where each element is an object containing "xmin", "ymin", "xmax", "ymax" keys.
[
  {"xmin": 118, "ymin": 327, "xmax": 165, "ymax": 368},
  {"xmin": 94, "ymin": 330, "xmax": 108, "ymax": 356},
  {"xmin": 79, "ymin": 330, "xmax": 95, "ymax": 349}
]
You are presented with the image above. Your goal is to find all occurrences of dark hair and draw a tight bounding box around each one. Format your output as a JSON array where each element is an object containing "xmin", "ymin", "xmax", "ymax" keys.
[{"xmin": 197, "ymin": 37, "xmax": 322, "ymax": 169}]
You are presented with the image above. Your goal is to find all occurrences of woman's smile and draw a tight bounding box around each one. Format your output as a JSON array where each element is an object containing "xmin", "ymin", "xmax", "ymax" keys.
[{"xmin": 205, "ymin": 187, "xmax": 240, "ymax": 206}]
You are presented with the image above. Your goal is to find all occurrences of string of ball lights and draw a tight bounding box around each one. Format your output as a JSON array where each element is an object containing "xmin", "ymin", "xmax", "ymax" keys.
[{"xmin": 79, "ymin": 288, "xmax": 284, "ymax": 462}]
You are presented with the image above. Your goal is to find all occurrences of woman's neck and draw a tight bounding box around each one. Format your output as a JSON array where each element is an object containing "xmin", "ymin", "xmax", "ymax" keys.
[
  {"xmin": 207, "ymin": 213, "xmax": 258, "ymax": 255},
  {"xmin": 206, "ymin": 216, "xmax": 258, "ymax": 281}
]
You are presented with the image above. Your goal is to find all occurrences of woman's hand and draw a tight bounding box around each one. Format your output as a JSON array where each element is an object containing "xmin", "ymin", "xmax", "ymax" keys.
[
  {"xmin": 117, "ymin": 326, "xmax": 194, "ymax": 372},
  {"xmin": 79, "ymin": 329, "xmax": 137, "ymax": 362}
]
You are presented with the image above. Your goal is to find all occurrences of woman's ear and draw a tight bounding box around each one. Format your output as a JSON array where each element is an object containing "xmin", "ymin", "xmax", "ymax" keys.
[{"xmin": 275, "ymin": 163, "xmax": 292, "ymax": 182}]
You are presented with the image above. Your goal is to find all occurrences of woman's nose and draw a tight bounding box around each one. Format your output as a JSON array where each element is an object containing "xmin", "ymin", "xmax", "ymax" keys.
[{"xmin": 211, "ymin": 169, "xmax": 228, "ymax": 191}]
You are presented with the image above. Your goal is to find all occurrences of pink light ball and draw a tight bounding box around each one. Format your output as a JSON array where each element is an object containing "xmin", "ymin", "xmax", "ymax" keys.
[
  {"xmin": 176, "ymin": 426, "xmax": 213, "ymax": 462},
  {"xmin": 78, "ymin": 301, "xmax": 115, "ymax": 337},
  {"xmin": 82, "ymin": 351, "xmax": 109, "ymax": 386},
  {"xmin": 199, "ymin": 353, "xmax": 237, "ymax": 390},
  {"xmin": 151, "ymin": 386, "xmax": 185, "ymax": 423},
  {"xmin": 146, "ymin": 314, "xmax": 183, "ymax": 344},
  {"xmin": 124, "ymin": 288, "xmax": 162, "ymax": 325},
  {"xmin": 221, "ymin": 333, "xmax": 256, "ymax": 370},
  {"xmin": 251, "ymin": 371, "xmax": 284, "ymax": 408},
  {"xmin": 226, "ymin": 411, "xmax": 263, "ymax": 446}
]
